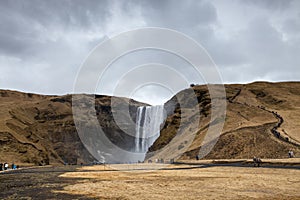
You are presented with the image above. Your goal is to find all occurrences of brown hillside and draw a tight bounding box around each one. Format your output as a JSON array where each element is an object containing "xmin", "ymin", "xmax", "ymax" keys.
[
  {"xmin": 1, "ymin": 82, "xmax": 299, "ymax": 165},
  {"xmin": 146, "ymin": 82, "xmax": 300, "ymax": 161},
  {"xmin": 0, "ymin": 90, "xmax": 145, "ymax": 166}
]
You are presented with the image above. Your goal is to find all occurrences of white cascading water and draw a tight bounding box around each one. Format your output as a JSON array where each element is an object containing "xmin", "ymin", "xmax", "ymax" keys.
[{"xmin": 135, "ymin": 105, "xmax": 166, "ymax": 153}]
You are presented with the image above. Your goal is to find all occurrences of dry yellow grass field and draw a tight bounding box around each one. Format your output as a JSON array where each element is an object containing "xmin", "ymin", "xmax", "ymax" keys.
[{"xmin": 56, "ymin": 162, "xmax": 300, "ymax": 200}]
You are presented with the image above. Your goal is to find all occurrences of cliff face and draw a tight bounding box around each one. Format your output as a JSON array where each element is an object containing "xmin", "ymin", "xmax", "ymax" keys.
[
  {"xmin": 0, "ymin": 90, "xmax": 146, "ymax": 165},
  {"xmin": 146, "ymin": 82, "xmax": 300, "ymax": 160}
]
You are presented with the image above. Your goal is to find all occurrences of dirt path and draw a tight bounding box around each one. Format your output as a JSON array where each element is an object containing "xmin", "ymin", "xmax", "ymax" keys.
[{"xmin": 230, "ymin": 86, "xmax": 300, "ymax": 148}]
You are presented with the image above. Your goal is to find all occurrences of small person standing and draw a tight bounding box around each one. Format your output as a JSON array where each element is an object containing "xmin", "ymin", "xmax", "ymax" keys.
[
  {"xmin": 4, "ymin": 162, "xmax": 8, "ymax": 170},
  {"xmin": 12, "ymin": 163, "xmax": 17, "ymax": 170},
  {"xmin": 288, "ymin": 150, "xmax": 294, "ymax": 158},
  {"xmin": 290, "ymin": 150, "xmax": 294, "ymax": 158},
  {"xmin": 0, "ymin": 163, "xmax": 3, "ymax": 171}
]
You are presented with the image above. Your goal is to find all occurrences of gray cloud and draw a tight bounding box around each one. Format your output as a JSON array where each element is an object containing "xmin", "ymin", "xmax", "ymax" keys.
[
  {"xmin": 243, "ymin": 0, "xmax": 293, "ymax": 10},
  {"xmin": 140, "ymin": 0, "xmax": 217, "ymax": 29},
  {"xmin": 0, "ymin": 0, "xmax": 299, "ymax": 104}
]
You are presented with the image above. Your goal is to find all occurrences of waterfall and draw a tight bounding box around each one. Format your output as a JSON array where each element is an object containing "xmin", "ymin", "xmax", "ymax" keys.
[{"xmin": 135, "ymin": 105, "xmax": 166, "ymax": 153}]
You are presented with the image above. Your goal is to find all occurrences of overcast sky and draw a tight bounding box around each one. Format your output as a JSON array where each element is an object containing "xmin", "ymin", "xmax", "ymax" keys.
[{"xmin": 1, "ymin": 0, "xmax": 299, "ymax": 104}]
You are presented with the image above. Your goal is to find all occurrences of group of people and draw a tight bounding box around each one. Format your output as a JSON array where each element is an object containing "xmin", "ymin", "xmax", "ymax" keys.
[
  {"xmin": 253, "ymin": 157, "xmax": 262, "ymax": 167},
  {"xmin": 0, "ymin": 162, "xmax": 18, "ymax": 171},
  {"xmin": 146, "ymin": 158, "xmax": 175, "ymax": 164}
]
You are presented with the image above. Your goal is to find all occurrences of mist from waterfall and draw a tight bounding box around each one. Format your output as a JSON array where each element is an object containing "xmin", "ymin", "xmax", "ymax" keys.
[{"xmin": 135, "ymin": 105, "xmax": 166, "ymax": 154}]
